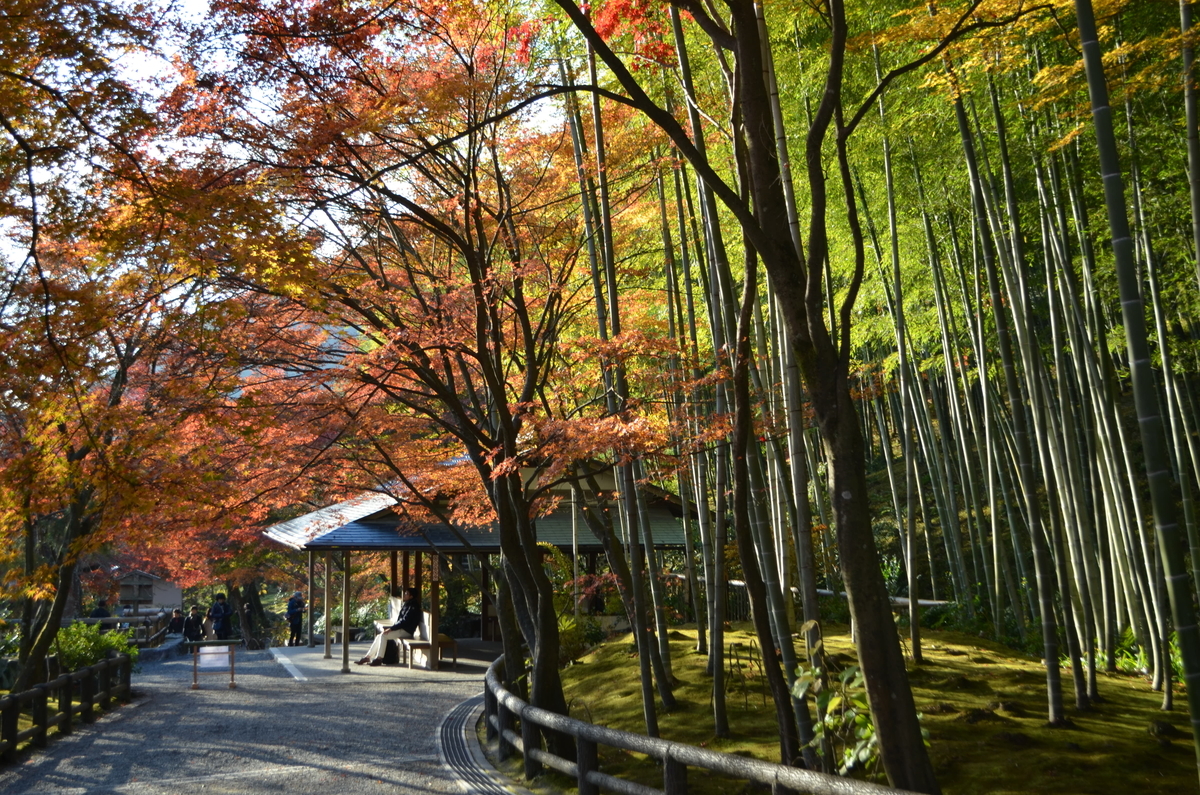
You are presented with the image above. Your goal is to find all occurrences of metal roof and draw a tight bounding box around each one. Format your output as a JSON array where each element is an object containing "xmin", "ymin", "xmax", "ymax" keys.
[
  {"xmin": 263, "ymin": 495, "xmax": 686, "ymax": 554},
  {"xmin": 261, "ymin": 490, "xmax": 399, "ymax": 550}
]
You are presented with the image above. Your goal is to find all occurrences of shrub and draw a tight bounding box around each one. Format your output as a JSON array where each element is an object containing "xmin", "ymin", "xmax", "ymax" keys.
[
  {"xmin": 558, "ymin": 616, "xmax": 605, "ymax": 664},
  {"xmin": 54, "ymin": 622, "xmax": 139, "ymax": 672},
  {"xmin": 314, "ymin": 601, "xmax": 380, "ymax": 636},
  {"xmin": 0, "ymin": 619, "xmax": 20, "ymax": 658}
]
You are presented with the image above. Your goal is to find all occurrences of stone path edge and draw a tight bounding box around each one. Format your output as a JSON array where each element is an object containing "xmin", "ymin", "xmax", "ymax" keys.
[{"xmin": 438, "ymin": 693, "xmax": 536, "ymax": 795}]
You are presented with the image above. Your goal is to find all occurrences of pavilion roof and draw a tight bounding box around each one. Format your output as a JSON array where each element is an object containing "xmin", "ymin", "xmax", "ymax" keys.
[
  {"xmin": 261, "ymin": 490, "xmax": 399, "ymax": 550},
  {"xmin": 262, "ymin": 492, "xmax": 686, "ymax": 554}
]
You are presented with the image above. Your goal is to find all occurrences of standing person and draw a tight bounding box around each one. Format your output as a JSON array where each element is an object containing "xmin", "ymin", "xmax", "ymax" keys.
[
  {"xmin": 167, "ymin": 608, "xmax": 185, "ymax": 634},
  {"xmin": 183, "ymin": 605, "xmax": 205, "ymax": 642},
  {"xmin": 208, "ymin": 593, "xmax": 235, "ymax": 641},
  {"xmin": 285, "ymin": 591, "xmax": 305, "ymax": 647},
  {"xmin": 90, "ymin": 599, "xmax": 111, "ymax": 633},
  {"xmin": 356, "ymin": 588, "xmax": 421, "ymax": 666}
]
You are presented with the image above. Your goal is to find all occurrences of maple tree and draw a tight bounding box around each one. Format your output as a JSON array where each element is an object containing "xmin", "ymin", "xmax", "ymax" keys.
[
  {"xmin": 0, "ymin": 0, "xmax": 333, "ymax": 681},
  {"xmin": 164, "ymin": 0, "xmax": 679, "ymax": 735},
  {"xmin": 0, "ymin": 0, "xmax": 161, "ymax": 687}
]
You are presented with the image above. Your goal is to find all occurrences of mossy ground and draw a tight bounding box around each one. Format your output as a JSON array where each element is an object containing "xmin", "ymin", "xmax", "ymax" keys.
[{"xmin": 531, "ymin": 623, "xmax": 1197, "ymax": 795}]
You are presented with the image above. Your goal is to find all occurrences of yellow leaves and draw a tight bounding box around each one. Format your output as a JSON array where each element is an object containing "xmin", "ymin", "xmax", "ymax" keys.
[{"xmin": 23, "ymin": 580, "xmax": 59, "ymax": 602}]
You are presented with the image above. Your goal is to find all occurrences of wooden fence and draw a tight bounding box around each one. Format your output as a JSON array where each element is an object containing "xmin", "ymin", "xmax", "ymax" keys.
[
  {"xmin": 71, "ymin": 613, "xmax": 172, "ymax": 647},
  {"xmin": 0, "ymin": 653, "xmax": 132, "ymax": 763},
  {"xmin": 483, "ymin": 658, "xmax": 917, "ymax": 795}
]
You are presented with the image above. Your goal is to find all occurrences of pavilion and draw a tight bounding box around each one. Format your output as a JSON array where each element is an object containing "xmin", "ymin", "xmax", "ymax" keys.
[{"xmin": 262, "ymin": 476, "xmax": 688, "ymax": 672}]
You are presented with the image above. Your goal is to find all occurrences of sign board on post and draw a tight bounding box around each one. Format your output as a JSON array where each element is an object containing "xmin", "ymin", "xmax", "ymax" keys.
[{"xmin": 190, "ymin": 641, "xmax": 237, "ymax": 690}]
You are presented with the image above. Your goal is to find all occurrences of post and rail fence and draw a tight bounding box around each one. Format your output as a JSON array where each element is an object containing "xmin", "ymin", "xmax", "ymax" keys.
[
  {"xmin": 72, "ymin": 612, "xmax": 172, "ymax": 648},
  {"xmin": 0, "ymin": 653, "xmax": 132, "ymax": 764},
  {"xmin": 483, "ymin": 659, "xmax": 917, "ymax": 795},
  {"xmin": 8, "ymin": 612, "xmax": 173, "ymax": 649}
]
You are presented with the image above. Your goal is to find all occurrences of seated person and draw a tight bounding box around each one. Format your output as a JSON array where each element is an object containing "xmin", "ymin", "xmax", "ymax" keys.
[{"xmin": 356, "ymin": 588, "xmax": 421, "ymax": 666}]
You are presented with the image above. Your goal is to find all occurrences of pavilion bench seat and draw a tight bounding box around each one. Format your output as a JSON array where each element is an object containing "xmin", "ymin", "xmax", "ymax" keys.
[{"xmin": 400, "ymin": 616, "xmax": 457, "ymax": 670}]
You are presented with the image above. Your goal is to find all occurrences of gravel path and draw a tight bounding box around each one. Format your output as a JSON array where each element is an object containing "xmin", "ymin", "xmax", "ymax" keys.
[{"xmin": 0, "ymin": 642, "xmax": 509, "ymax": 795}]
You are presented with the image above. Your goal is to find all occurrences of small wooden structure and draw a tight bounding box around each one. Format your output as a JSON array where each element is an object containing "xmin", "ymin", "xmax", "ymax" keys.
[
  {"xmin": 117, "ymin": 571, "xmax": 182, "ymax": 613},
  {"xmin": 263, "ymin": 470, "xmax": 688, "ymax": 674}
]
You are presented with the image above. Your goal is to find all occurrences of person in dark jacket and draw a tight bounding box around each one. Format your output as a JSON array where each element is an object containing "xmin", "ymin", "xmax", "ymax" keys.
[
  {"xmin": 285, "ymin": 591, "xmax": 305, "ymax": 647},
  {"xmin": 208, "ymin": 594, "xmax": 235, "ymax": 640},
  {"xmin": 183, "ymin": 605, "xmax": 205, "ymax": 642},
  {"xmin": 357, "ymin": 588, "xmax": 421, "ymax": 666},
  {"xmin": 167, "ymin": 608, "xmax": 185, "ymax": 634},
  {"xmin": 90, "ymin": 599, "xmax": 111, "ymax": 632}
]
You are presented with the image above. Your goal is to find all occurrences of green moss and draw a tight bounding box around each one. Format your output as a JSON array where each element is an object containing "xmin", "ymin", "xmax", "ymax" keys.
[{"xmin": 545, "ymin": 624, "xmax": 1197, "ymax": 795}]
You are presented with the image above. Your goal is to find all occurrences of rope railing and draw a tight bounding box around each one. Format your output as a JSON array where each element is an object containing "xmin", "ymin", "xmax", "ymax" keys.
[
  {"xmin": 483, "ymin": 658, "xmax": 919, "ymax": 795},
  {"xmin": 0, "ymin": 653, "xmax": 133, "ymax": 763}
]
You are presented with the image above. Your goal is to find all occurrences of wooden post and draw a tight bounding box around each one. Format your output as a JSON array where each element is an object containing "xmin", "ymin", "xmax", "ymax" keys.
[
  {"xmin": 117, "ymin": 654, "xmax": 130, "ymax": 701},
  {"xmin": 520, "ymin": 713, "xmax": 541, "ymax": 779},
  {"xmin": 324, "ymin": 551, "xmax": 333, "ymax": 660},
  {"xmin": 402, "ymin": 551, "xmax": 410, "ymax": 590},
  {"xmin": 57, "ymin": 674, "xmax": 72, "ymax": 736},
  {"xmin": 390, "ymin": 551, "xmax": 399, "ymax": 597},
  {"xmin": 497, "ymin": 701, "xmax": 513, "ymax": 761},
  {"xmin": 99, "ymin": 660, "xmax": 112, "ymax": 709},
  {"xmin": 415, "ymin": 552, "xmax": 423, "ymax": 598},
  {"xmin": 480, "ymin": 562, "xmax": 491, "ymax": 640},
  {"xmin": 341, "ymin": 549, "xmax": 352, "ymax": 673},
  {"xmin": 663, "ymin": 756, "xmax": 687, "ymax": 795},
  {"xmin": 577, "ymin": 737, "xmax": 599, "ymax": 795},
  {"xmin": 32, "ymin": 685, "xmax": 48, "ymax": 748},
  {"xmin": 0, "ymin": 695, "xmax": 16, "ymax": 762},
  {"xmin": 307, "ymin": 549, "xmax": 316, "ymax": 647},
  {"xmin": 429, "ymin": 556, "xmax": 440, "ymax": 671},
  {"xmin": 572, "ymin": 490, "xmax": 580, "ymax": 625},
  {"xmin": 484, "ymin": 686, "xmax": 498, "ymax": 742},
  {"xmin": 80, "ymin": 669, "xmax": 95, "ymax": 722}
]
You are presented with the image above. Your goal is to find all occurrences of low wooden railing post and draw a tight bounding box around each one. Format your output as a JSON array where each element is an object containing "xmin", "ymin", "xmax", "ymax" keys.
[
  {"xmin": 0, "ymin": 695, "xmax": 17, "ymax": 762},
  {"xmin": 497, "ymin": 701, "xmax": 514, "ymax": 762},
  {"xmin": 484, "ymin": 686, "xmax": 497, "ymax": 741},
  {"xmin": 520, "ymin": 710, "xmax": 541, "ymax": 780},
  {"xmin": 56, "ymin": 674, "xmax": 72, "ymax": 736},
  {"xmin": 118, "ymin": 654, "xmax": 132, "ymax": 701},
  {"xmin": 663, "ymin": 754, "xmax": 687, "ymax": 795},
  {"xmin": 32, "ymin": 685, "xmax": 48, "ymax": 748},
  {"xmin": 576, "ymin": 737, "xmax": 599, "ymax": 795},
  {"xmin": 98, "ymin": 659, "xmax": 112, "ymax": 710},
  {"xmin": 80, "ymin": 668, "xmax": 95, "ymax": 724}
]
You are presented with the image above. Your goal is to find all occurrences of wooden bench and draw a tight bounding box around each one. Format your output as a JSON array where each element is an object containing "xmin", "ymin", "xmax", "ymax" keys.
[{"xmin": 399, "ymin": 615, "xmax": 457, "ymax": 670}]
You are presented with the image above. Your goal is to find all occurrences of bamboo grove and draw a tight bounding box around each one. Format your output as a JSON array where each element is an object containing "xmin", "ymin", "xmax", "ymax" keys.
[{"xmin": 6, "ymin": 0, "xmax": 1200, "ymax": 792}]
